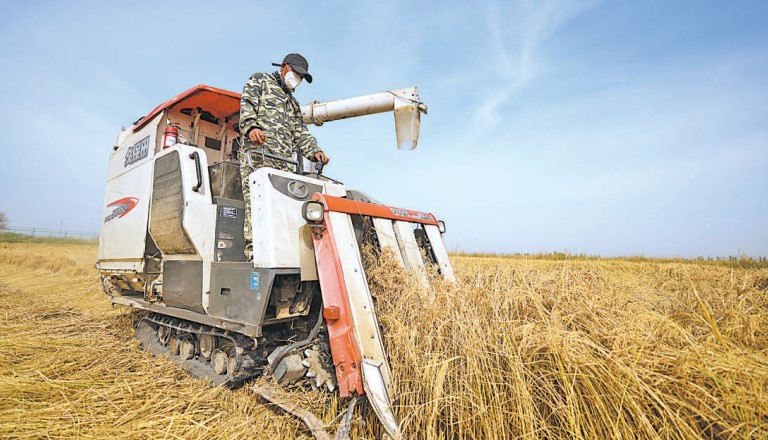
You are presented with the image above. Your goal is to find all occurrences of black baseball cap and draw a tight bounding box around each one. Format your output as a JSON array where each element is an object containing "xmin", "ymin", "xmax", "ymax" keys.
[{"xmin": 272, "ymin": 53, "xmax": 313, "ymax": 83}]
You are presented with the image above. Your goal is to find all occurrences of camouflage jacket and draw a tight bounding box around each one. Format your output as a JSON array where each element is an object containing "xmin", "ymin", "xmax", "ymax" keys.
[{"xmin": 239, "ymin": 71, "xmax": 320, "ymax": 165}]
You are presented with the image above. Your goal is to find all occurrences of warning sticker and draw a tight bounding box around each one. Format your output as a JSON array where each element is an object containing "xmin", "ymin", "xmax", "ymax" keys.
[{"xmin": 220, "ymin": 207, "xmax": 238, "ymax": 218}]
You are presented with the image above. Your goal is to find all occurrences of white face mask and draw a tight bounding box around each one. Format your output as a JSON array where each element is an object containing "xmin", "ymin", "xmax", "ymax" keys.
[{"xmin": 284, "ymin": 70, "xmax": 302, "ymax": 90}]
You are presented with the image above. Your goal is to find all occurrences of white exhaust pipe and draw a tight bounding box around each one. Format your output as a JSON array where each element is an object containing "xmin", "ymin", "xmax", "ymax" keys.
[{"xmin": 301, "ymin": 87, "xmax": 427, "ymax": 150}]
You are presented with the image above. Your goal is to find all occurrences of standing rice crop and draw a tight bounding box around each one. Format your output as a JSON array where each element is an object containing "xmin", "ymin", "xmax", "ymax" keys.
[{"xmin": 1, "ymin": 242, "xmax": 766, "ymax": 439}]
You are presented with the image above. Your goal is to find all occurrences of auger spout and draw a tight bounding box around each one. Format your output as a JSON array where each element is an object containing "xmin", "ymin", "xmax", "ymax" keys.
[{"xmin": 301, "ymin": 87, "xmax": 427, "ymax": 150}]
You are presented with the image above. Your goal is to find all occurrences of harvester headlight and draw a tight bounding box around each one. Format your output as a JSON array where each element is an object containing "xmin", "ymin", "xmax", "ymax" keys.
[
  {"xmin": 438, "ymin": 220, "xmax": 446, "ymax": 234},
  {"xmin": 302, "ymin": 201, "xmax": 325, "ymax": 223}
]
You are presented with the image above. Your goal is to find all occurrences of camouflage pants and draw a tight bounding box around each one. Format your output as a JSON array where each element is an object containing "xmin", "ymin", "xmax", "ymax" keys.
[{"xmin": 239, "ymin": 147, "xmax": 295, "ymax": 260}]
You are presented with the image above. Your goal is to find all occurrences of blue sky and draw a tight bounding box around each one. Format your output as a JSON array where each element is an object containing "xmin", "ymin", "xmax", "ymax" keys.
[{"xmin": 0, "ymin": 0, "xmax": 766, "ymax": 257}]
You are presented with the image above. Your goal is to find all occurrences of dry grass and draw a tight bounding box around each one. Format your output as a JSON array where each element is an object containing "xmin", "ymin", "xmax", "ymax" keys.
[{"xmin": 1, "ymin": 242, "xmax": 767, "ymax": 439}]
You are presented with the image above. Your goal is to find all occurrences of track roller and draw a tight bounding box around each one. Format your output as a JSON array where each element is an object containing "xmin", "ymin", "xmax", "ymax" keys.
[
  {"xmin": 168, "ymin": 335, "xmax": 180, "ymax": 355},
  {"xmin": 199, "ymin": 334, "xmax": 216, "ymax": 360},
  {"xmin": 180, "ymin": 337, "xmax": 195, "ymax": 360},
  {"xmin": 212, "ymin": 349, "xmax": 228, "ymax": 375}
]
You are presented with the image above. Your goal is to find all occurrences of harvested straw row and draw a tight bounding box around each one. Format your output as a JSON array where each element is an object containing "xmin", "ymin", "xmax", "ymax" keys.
[{"xmin": 0, "ymin": 243, "xmax": 318, "ymax": 439}]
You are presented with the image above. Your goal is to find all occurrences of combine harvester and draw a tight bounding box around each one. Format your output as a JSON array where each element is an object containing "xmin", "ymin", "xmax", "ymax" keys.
[{"xmin": 96, "ymin": 84, "xmax": 455, "ymax": 438}]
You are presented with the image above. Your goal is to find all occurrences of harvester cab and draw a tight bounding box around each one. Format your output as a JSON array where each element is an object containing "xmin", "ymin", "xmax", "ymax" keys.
[{"xmin": 96, "ymin": 83, "xmax": 454, "ymax": 438}]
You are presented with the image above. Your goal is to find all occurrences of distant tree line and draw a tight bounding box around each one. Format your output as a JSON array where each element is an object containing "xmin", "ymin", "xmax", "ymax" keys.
[
  {"xmin": 452, "ymin": 251, "xmax": 768, "ymax": 268},
  {"xmin": 0, "ymin": 212, "xmax": 7, "ymax": 230}
]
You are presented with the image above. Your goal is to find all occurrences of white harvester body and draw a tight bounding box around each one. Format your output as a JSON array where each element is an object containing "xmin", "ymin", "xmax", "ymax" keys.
[{"xmin": 96, "ymin": 84, "xmax": 452, "ymax": 439}]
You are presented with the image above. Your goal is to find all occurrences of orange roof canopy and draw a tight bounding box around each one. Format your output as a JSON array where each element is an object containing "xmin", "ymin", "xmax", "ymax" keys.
[{"xmin": 134, "ymin": 84, "xmax": 241, "ymax": 132}]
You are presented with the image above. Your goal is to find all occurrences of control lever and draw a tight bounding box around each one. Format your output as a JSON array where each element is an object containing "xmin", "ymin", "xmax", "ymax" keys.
[{"xmin": 314, "ymin": 160, "xmax": 324, "ymax": 175}]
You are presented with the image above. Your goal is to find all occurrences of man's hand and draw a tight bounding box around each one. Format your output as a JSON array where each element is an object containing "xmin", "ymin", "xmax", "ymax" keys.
[
  {"xmin": 248, "ymin": 128, "xmax": 267, "ymax": 145},
  {"xmin": 314, "ymin": 151, "xmax": 330, "ymax": 165}
]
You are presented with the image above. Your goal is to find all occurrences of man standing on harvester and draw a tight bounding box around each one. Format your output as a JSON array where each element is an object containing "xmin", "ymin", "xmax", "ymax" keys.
[{"xmin": 239, "ymin": 53, "xmax": 331, "ymax": 260}]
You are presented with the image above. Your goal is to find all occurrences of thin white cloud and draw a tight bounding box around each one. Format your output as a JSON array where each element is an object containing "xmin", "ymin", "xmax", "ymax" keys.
[{"xmin": 475, "ymin": 0, "xmax": 601, "ymax": 133}]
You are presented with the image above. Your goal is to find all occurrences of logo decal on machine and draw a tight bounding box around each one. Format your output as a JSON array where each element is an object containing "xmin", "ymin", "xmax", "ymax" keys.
[
  {"xmin": 287, "ymin": 180, "xmax": 309, "ymax": 199},
  {"xmin": 104, "ymin": 197, "xmax": 139, "ymax": 223},
  {"xmin": 124, "ymin": 135, "xmax": 151, "ymax": 167},
  {"xmin": 389, "ymin": 207, "xmax": 436, "ymax": 222}
]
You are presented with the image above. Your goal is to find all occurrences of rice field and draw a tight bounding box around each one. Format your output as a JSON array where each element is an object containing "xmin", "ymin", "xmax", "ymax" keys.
[{"xmin": 1, "ymin": 241, "xmax": 766, "ymax": 439}]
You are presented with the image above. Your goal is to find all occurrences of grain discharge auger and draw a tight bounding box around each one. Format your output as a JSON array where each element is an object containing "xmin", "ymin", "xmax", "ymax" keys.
[{"xmin": 96, "ymin": 84, "xmax": 455, "ymax": 439}]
